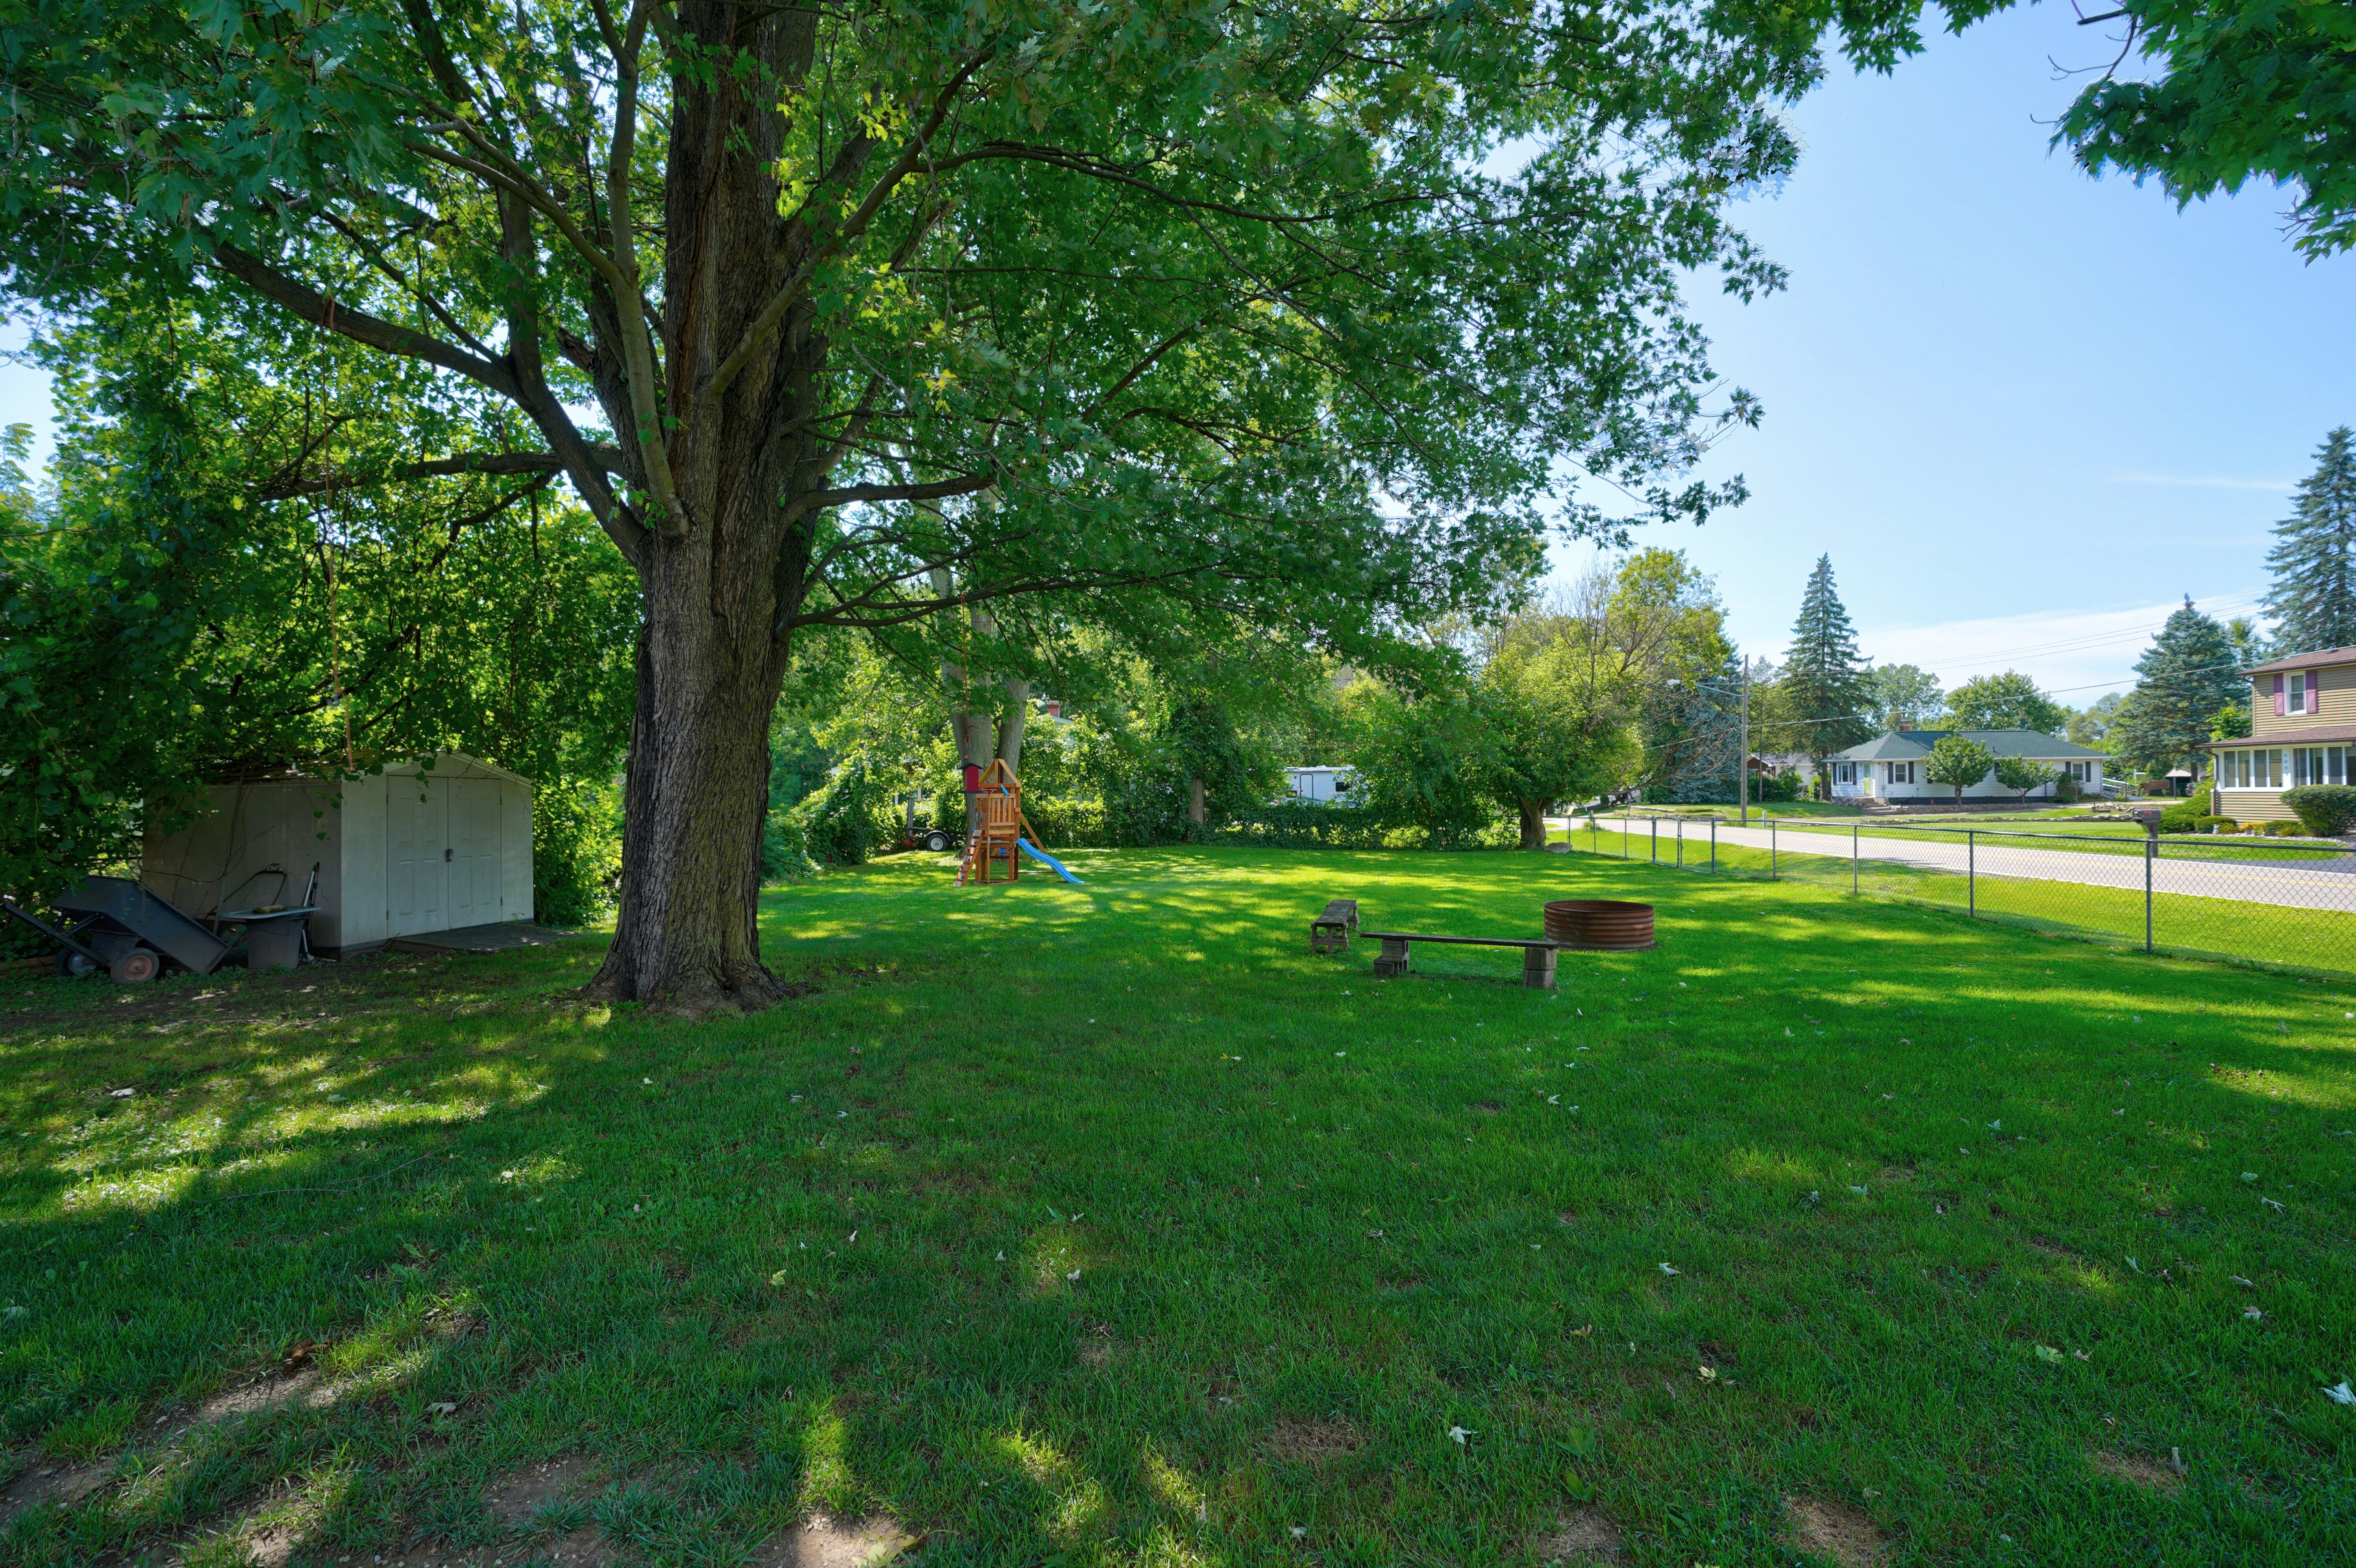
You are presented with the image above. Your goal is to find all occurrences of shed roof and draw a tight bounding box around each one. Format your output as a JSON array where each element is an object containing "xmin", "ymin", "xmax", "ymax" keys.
[
  {"xmin": 201, "ymin": 749, "xmax": 530, "ymax": 790},
  {"xmin": 1827, "ymin": 728, "xmax": 2104, "ymax": 762}
]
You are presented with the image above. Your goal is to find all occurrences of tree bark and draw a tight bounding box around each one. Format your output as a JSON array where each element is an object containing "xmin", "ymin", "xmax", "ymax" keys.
[
  {"xmin": 1188, "ymin": 775, "xmax": 1206, "ymax": 827},
  {"xmin": 1518, "ymin": 799, "xmax": 1549, "ymax": 850},
  {"xmin": 996, "ymin": 675, "xmax": 1030, "ymax": 775},
  {"xmin": 586, "ymin": 3, "xmax": 822, "ymax": 1011}
]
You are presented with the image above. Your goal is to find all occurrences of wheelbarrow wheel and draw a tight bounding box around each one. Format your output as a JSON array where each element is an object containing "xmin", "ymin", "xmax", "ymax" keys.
[
  {"xmin": 109, "ymin": 948, "xmax": 160, "ymax": 985},
  {"xmin": 54, "ymin": 948, "xmax": 96, "ymax": 978}
]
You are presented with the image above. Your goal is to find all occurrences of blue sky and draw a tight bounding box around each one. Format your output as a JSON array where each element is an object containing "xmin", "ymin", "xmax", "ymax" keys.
[
  {"xmin": 3, "ymin": 7, "xmax": 2347, "ymax": 707},
  {"xmin": 1550, "ymin": 5, "xmax": 2356, "ymax": 703}
]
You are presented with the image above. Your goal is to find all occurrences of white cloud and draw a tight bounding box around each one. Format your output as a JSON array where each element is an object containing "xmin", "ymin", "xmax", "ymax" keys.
[{"xmin": 1858, "ymin": 590, "xmax": 2264, "ymax": 697}]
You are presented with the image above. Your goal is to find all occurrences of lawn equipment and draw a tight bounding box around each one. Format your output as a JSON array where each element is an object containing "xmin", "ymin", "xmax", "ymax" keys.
[{"xmin": 4, "ymin": 875, "xmax": 231, "ymax": 984}]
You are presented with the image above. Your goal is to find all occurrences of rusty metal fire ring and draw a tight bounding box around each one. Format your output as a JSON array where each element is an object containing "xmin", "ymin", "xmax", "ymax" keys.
[{"xmin": 1543, "ymin": 899, "xmax": 1656, "ymax": 951}]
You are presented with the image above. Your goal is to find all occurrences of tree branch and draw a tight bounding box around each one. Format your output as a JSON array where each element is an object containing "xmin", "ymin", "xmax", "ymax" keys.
[
  {"xmin": 706, "ymin": 49, "xmax": 992, "ymax": 404},
  {"xmin": 257, "ymin": 447, "xmax": 628, "ymax": 500},
  {"xmin": 205, "ymin": 241, "xmax": 522, "ymax": 401},
  {"xmin": 780, "ymin": 472, "xmax": 997, "ymax": 523}
]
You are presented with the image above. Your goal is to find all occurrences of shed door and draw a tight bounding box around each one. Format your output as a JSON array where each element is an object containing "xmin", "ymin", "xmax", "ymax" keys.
[
  {"xmin": 449, "ymin": 780, "xmax": 502, "ymax": 927},
  {"xmin": 386, "ymin": 781, "xmax": 446, "ymax": 936}
]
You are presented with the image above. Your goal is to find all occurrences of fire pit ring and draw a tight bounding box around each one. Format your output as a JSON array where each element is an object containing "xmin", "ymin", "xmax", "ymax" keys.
[{"xmin": 1543, "ymin": 899, "xmax": 1656, "ymax": 952}]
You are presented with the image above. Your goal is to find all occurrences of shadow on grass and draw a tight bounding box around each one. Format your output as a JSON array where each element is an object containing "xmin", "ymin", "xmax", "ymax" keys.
[{"xmin": 0, "ymin": 848, "xmax": 2350, "ymax": 1565}]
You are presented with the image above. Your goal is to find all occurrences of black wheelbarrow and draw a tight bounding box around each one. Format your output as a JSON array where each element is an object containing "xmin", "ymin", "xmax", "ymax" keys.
[{"xmin": 3, "ymin": 875, "xmax": 231, "ymax": 984}]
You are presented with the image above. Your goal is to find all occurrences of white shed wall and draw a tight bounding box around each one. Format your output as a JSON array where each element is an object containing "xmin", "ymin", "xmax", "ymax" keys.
[{"xmin": 144, "ymin": 753, "xmax": 531, "ymax": 954}]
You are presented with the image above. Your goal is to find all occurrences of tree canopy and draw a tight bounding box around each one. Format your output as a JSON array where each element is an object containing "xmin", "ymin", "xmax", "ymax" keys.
[
  {"xmin": 1775, "ymin": 554, "xmax": 1871, "ymax": 767},
  {"xmin": 2263, "ymin": 427, "xmax": 2356, "ymax": 658},
  {"xmin": 2107, "ymin": 597, "xmax": 2243, "ymax": 773},
  {"xmin": 1923, "ymin": 734, "xmax": 1995, "ymax": 803},
  {"xmin": 2053, "ymin": 0, "xmax": 2356, "ymax": 261},
  {"xmin": 1864, "ymin": 663, "xmax": 1944, "ymax": 731},
  {"xmin": 0, "ymin": 284, "xmax": 636, "ymax": 915},
  {"xmin": 0, "ymin": 0, "xmax": 1830, "ymax": 1004},
  {"xmin": 1945, "ymin": 670, "xmax": 2066, "ymax": 734}
]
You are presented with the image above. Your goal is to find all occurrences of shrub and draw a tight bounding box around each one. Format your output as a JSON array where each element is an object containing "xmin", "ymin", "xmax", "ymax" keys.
[
  {"xmin": 2195, "ymin": 815, "xmax": 2237, "ymax": 831},
  {"xmin": 2054, "ymin": 773, "xmax": 2082, "ymax": 803},
  {"xmin": 2280, "ymin": 784, "xmax": 2356, "ymax": 837},
  {"xmin": 532, "ymin": 775, "xmax": 624, "ymax": 927},
  {"xmin": 2263, "ymin": 820, "xmax": 2308, "ymax": 837},
  {"xmin": 2156, "ymin": 788, "xmax": 2217, "ymax": 833},
  {"xmin": 784, "ymin": 758, "xmax": 898, "ymax": 867}
]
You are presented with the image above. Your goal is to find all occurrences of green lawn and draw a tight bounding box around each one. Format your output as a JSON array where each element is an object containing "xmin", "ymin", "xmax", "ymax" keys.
[{"xmin": 3, "ymin": 849, "xmax": 2354, "ymax": 1566}]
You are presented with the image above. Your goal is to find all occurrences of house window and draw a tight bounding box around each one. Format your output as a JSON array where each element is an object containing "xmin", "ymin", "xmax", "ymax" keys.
[
  {"xmin": 2290, "ymin": 673, "xmax": 2306, "ymax": 715},
  {"xmin": 1889, "ymin": 762, "xmax": 1914, "ymax": 784},
  {"xmin": 2334, "ymin": 747, "xmax": 2347, "ymax": 786}
]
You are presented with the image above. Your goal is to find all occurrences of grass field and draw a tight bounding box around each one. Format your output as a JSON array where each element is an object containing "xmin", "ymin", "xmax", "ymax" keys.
[{"xmin": 4, "ymin": 848, "xmax": 2354, "ymax": 1566}]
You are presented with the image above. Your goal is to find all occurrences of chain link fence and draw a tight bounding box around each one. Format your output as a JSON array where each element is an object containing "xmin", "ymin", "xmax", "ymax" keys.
[{"xmin": 1563, "ymin": 812, "xmax": 2356, "ymax": 977}]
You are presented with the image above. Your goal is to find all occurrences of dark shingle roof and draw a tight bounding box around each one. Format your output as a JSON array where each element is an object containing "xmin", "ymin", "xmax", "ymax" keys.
[
  {"xmin": 2242, "ymin": 645, "xmax": 2356, "ymax": 677},
  {"xmin": 1827, "ymin": 729, "xmax": 2106, "ymax": 762},
  {"xmin": 2199, "ymin": 725, "xmax": 2356, "ymax": 748}
]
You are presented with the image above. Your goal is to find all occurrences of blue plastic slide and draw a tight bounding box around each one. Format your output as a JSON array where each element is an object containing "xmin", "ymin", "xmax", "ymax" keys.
[{"xmin": 1018, "ymin": 839, "xmax": 1085, "ymax": 884}]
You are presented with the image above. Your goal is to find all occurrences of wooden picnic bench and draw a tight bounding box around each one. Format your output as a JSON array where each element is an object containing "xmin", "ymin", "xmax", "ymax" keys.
[
  {"xmin": 1309, "ymin": 897, "xmax": 1360, "ymax": 953},
  {"xmin": 1360, "ymin": 931, "xmax": 1560, "ymax": 989}
]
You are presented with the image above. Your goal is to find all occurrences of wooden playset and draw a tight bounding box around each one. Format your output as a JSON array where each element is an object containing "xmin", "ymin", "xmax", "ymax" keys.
[{"xmin": 959, "ymin": 760, "xmax": 1032, "ymax": 885}]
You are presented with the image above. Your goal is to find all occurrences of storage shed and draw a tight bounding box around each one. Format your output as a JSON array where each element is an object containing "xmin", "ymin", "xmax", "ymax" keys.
[{"xmin": 143, "ymin": 753, "xmax": 533, "ymax": 956}]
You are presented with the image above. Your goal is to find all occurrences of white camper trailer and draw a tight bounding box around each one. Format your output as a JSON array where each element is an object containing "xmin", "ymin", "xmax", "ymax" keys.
[{"xmin": 143, "ymin": 753, "xmax": 533, "ymax": 956}]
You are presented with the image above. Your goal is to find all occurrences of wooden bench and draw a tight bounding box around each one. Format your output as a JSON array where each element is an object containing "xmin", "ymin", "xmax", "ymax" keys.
[
  {"xmin": 1360, "ymin": 931, "xmax": 1560, "ymax": 989},
  {"xmin": 1309, "ymin": 897, "xmax": 1360, "ymax": 953}
]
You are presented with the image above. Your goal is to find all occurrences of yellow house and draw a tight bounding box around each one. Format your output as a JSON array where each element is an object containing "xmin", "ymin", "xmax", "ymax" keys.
[{"xmin": 2203, "ymin": 645, "xmax": 2356, "ymax": 823}]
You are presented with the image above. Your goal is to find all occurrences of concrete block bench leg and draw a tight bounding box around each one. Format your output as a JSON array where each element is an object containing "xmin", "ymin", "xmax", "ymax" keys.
[
  {"xmin": 1521, "ymin": 945, "xmax": 1556, "ymax": 990},
  {"xmin": 1310, "ymin": 920, "xmax": 1350, "ymax": 954},
  {"xmin": 1373, "ymin": 936, "xmax": 1412, "ymax": 978}
]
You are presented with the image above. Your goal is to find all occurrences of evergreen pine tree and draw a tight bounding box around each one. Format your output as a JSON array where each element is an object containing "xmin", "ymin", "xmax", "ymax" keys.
[
  {"xmin": 2106, "ymin": 597, "xmax": 2243, "ymax": 776},
  {"xmin": 1779, "ymin": 555, "xmax": 1873, "ymax": 784},
  {"xmin": 2263, "ymin": 427, "xmax": 2356, "ymax": 655}
]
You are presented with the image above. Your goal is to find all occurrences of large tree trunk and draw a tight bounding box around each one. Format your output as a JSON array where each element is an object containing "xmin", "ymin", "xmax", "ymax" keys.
[
  {"xmin": 1518, "ymin": 799, "xmax": 1549, "ymax": 850},
  {"xmin": 588, "ymin": 4, "xmax": 819, "ymax": 1011}
]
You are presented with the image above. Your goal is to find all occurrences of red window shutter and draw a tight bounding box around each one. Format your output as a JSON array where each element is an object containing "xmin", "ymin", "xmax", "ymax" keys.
[
  {"xmin": 2308, "ymin": 678, "xmax": 2320, "ymax": 715},
  {"xmin": 2275, "ymin": 675, "xmax": 2286, "ymax": 716}
]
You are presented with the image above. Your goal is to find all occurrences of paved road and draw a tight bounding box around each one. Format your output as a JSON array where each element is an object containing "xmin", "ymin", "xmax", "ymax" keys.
[{"xmin": 1558, "ymin": 820, "xmax": 2356, "ymax": 913}]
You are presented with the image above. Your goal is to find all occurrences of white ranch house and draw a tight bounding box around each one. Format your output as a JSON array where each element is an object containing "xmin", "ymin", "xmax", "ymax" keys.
[{"xmin": 1821, "ymin": 729, "xmax": 2108, "ymax": 802}]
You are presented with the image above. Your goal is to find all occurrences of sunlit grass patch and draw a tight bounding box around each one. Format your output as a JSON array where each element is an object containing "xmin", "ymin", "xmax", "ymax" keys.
[{"xmin": 1, "ymin": 847, "xmax": 2352, "ymax": 1564}]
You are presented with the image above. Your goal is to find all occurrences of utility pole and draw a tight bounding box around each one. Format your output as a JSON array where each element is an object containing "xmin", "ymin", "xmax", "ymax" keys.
[{"xmin": 1738, "ymin": 654, "xmax": 1751, "ymax": 827}]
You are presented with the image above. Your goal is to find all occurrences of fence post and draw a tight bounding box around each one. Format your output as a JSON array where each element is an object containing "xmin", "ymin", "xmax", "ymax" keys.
[
  {"xmin": 1771, "ymin": 819, "xmax": 1778, "ymax": 879},
  {"xmin": 1852, "ymin": 823, "xmax": 1859, "ymax": 894},
  {"xmin": 1710, "ymin": 819, "xmax": 1717, "ymax": 872},
  {"xmin": 1676, "ymin": 818, "xmax": 1684, "ymax": 869},
  {"xmin": 2145, "ymin": 835, "xmax": 2154, "ymax": 953},
  {"xmin": 1968, "ymin": 831, "xmax": 1975, "ymax": 918},
  {"xmin": 1651, "ymin": 817, "xmax": 1658, "ymax": 865}
]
